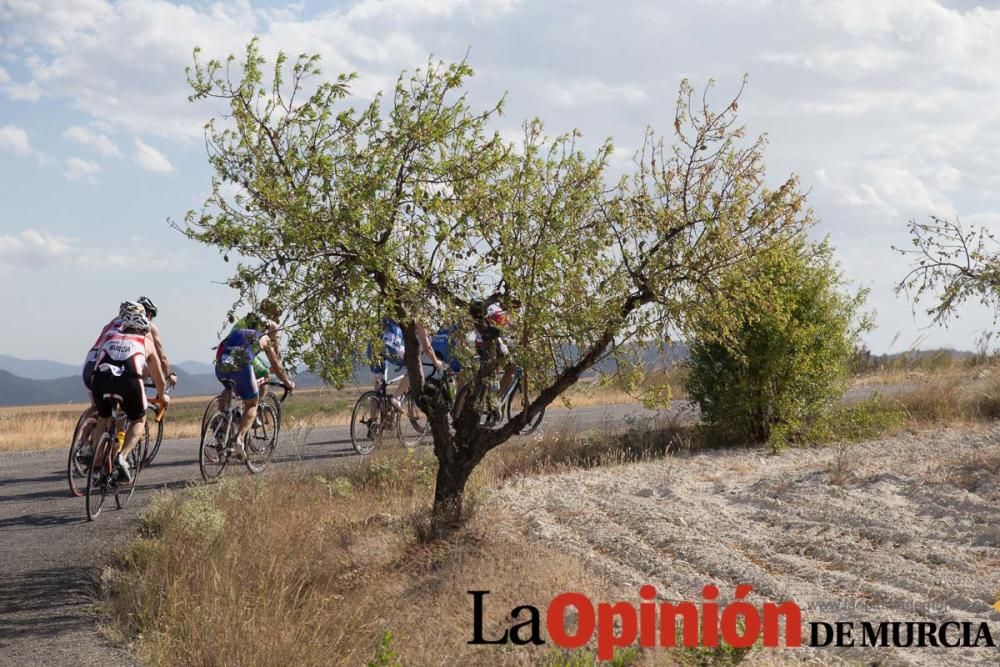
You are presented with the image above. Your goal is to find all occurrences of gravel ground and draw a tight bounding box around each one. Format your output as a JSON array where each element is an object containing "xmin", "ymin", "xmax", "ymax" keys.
[{"xmin": 493, "ymin": 425, "xmax": 1000, "ymax": 665}]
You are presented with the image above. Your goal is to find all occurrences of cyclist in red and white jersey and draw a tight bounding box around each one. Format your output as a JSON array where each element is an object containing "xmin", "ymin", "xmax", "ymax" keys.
[
  {"xmin": 473, "ymin": 299, "xmax": 519, "ymax": 396},
  {"xmin": 90, "ymin": 309, "xmax": 170, "ymax": 482},
  {"xmin": 81, "ymin": 301, "xmax": 141, "ymax": 394}
]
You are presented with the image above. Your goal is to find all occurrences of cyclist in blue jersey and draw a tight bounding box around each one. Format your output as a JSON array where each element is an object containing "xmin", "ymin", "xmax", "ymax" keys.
[
  {"xmin": 215, "ymin": 313, "xmax": 294, "ymax": 459},
  {"xmin": 369, "ymin": 318, "xmax": 443, "ymax": 411}
]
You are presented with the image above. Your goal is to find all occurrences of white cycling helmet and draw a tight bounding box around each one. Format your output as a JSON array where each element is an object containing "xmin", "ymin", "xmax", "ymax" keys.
[
  {"xmin": 119, "ymin": 300, "xmax": 145, "ymax": 318},
  {"xmin": 120, "ymin": 310, "xmax": 151, "ymax": 334}
]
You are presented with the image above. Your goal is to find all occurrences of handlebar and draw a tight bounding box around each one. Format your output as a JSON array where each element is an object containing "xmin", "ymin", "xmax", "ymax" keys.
[
  {"xmin": 266, "ymin": 380, "xmax": 292, "ymax": 403},
  {"xmin": 150, "ymin": 396, "xmax": 168, "ymax": 422}
]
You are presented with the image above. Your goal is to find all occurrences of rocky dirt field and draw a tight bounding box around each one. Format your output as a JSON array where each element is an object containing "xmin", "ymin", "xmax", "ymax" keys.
[{"xmin": 493, "ymin": 425, "xmax": 1000, "ymax": 665}]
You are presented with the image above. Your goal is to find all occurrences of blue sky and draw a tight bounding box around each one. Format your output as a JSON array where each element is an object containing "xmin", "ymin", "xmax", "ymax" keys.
[{"xmin": 2, "ymin": 0, "xmax": 999, "ymax": 364}]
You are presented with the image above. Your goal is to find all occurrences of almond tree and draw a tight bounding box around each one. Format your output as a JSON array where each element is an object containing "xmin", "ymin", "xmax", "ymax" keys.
[
  {"xmin": 896, "ymin": 216, "xmax": 1000, "ymax": 323},
  {"xmin": 182, "ymin": 40, "xmax": 812, "ymax": 528}
]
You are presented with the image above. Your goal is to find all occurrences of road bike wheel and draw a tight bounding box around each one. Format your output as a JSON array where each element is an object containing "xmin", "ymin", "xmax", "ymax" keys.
[
  {"xmin": 506, "ymin": 384, "xmax": 545, "ymax": 435},
  {"xmin": 67, "ymin": 412, "xmax": 98, "ymax": 497},
  {"xmin": 200, "ymin": 393, "xmax": 223, "ymax": 439},
  {"xmin": 142, "ymin": 404, "xmax": 165, "ymax": 467},
  {"xmin": 200, "ymin": 411, "xmax": 231, "ymax": 481},
  {"xmin": 264, "ymin": 390, "xmax": 282, "ymax": 433},
  {"xmin": 135, "ymin": 420, "xmax": 151, "ymax": 470},
  {"xmin": 245, "ymin": 403, "xmax": 279, "ymax": 473},
  {"xmin": 350, "ymin": 391, "xmax": 383, "ymax": 455},
  {"xmin": 86, "ymin": 433, "xmax": 113, "ymax": 521},
  {"xmin": 115, "ymin": 442, "xmax": 143, "ymax": 509},
  {"xmin": 398, "ymin": 394, "xmax": 429, "ymax": 448},
  {"xmin": 69, "ymin": 406, "xmax": 96, "ymax": 451}
]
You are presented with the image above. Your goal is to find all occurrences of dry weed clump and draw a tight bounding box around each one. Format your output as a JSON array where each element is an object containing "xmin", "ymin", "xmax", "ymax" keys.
[
  {"xmin": 929, "ymin": 443, "xmax": 1000, "ymax": 493},
  {"xmin": 895, "ymin": 372, "xmax": 1000, "ymax": 424},
  {"xmin": 105, "ymin": 451, "xmax": 615, "ymax": 666}
]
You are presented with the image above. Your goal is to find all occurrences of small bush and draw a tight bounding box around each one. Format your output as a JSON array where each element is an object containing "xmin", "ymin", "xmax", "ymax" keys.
[
  {"xmin": 686, "ymin": 238, "xmax": 869, "ymax": 443},
  {"xmin": 368, "ymin": 631, "xmax": 402, "ymax": 667}
]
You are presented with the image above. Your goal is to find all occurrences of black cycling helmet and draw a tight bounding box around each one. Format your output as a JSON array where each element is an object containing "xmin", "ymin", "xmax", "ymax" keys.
[{"xmin": 137, "ymin": 296, "xmax": 158, "ymax": 319}]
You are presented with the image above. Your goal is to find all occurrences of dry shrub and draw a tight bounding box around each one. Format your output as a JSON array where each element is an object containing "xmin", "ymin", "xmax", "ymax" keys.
[
  {"xmin": 826, "ymin": 441, "xmax": 855, "ymax": 487},
  {"xmin": 896, "ymin": 373, "xmax": 1000, "ymax": 424},
  {"xmin": 106, "ymin": 452, "xmax": 613, "ymax": 666}
]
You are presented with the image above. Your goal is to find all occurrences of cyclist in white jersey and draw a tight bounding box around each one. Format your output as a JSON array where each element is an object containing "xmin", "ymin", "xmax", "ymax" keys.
[
  {"xmin": 369, "ymin": 319, "xmax": 443, "ymax": 412},
  {"xmin": 81, "ymin": 301, "xmax": 135, "ymax": 394},
  {"xmin": 90, "ymin": 310, "xmax": 170, "ymax": 482}
]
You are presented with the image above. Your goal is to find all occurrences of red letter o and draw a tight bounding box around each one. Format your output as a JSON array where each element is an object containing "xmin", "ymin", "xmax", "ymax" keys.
[{"xmin": 547, "ymin": 593, "xmax": 595, "ymax": 648}]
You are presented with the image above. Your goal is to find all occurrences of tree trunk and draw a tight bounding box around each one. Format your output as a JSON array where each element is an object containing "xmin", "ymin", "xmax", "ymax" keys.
[{"xmin": 431, "ymin": 455, "xmax": 474, "ymax": 532}]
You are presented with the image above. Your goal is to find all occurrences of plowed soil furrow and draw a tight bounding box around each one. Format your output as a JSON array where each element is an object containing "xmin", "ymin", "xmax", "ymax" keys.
[{"xmin": 495, "ymin": 426, "xmax": 1000, "ymax": 666}]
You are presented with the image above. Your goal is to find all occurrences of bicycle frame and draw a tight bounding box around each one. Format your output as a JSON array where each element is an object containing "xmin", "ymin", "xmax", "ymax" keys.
[{"xmin": 375, "ymin": 363, "xmax": 407, "ymax": 394}]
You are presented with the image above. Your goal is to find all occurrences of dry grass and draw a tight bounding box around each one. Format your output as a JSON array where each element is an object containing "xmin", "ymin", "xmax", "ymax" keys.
[
  {"xmin": 104, "ymin": 417, "xmax": 713, "ymax": 666},
  {"xmin": 0, "ymin": 377, "xmax": 655, "ymax": 454},
  {"xmin": 474, "ymin": 412, "xmax": 695, "ymax": 488},
  {"xmin": 0, "ymin": 387, "xmax": 359, "ymax": 453},
  {"xmin": 105, "ymin": 457, "xmax": 614, "ymax": 666},
  {"xmin": 562, "ymin": 368, "xmax": 689, "ymax": 408},
  {"xmin": 891, "ymin": 371, "xmax": 1000, "ymax": 424}
]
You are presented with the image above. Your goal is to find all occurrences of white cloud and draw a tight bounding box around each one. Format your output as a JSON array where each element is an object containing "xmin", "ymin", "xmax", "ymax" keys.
[
  {"xmin": 0, "ymin": 228, "xmax": 184, "ymax": 271},
  {"xmin": 63, "ymin": 157, "xmax": 102, "ymax": 183},
  {"xmin": 0, "ymin": 229, "xmax": 75, "ymax": 268},
  {"xmin": 133, "ymin": 137, "xmax": 174, "ymax": 173},
  {"xmin": 0, "ymin": 65, "xmax": 9, "ymax": 83},
  {"xmin": 0, "ymin": 124, "xmax": 31, "ymax": 156},
  {"xmin": 6, "ymin": 80, "xmax": 41, "ymax": 101},
  {"xmin": 0, "ymin": 0, "xmax": 527, "ymax": 139},
  {"xmin": 64, "ymin": 125, "xmax": 120, "ymax": 157},
  {"xmin": 547, "ymin": 79, "xmax": 648, "ymax": 107},
  {"xmin": 1, "ymin": 0, "xmax": 999, "ymax": 351},
  {"xmin": 815, "ymin": 158, "xmax": 957, "ymax": 223}
]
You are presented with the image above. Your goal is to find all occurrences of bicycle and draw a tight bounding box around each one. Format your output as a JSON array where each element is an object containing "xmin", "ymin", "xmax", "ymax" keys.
[
  {"xmin": 199, "ymin": 379, "xmax": 290, "ymax": 481},
  {"xmin": 85, "ymin": 394, "xmax": 166, "ymax": 521},
  {"xmin": 67, "ymin": 379, "xmax": 173, "ymax": 496},
  {"xmin": 200, "ymin": 371, "xmax": 283, "ymax": 439},
  {"xmin": 349, "ymin": 363, "xmax": 432, "ymax": 455},
  {"xmin": 67, "ymin": 404, "xmax": 99, "ymax": 497},
  {"xmin": 452, "ymin": 365, "xmax": 545, "ymax": 435}
]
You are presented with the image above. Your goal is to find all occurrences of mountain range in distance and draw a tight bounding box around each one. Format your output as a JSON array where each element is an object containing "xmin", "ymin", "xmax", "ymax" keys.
[
  {"xmin": 0, "ymin": 343, "xmax": 684, "ymax": 407},
  {"xmin": 0, "ymin": 357, "xmax": 330, "ymax": 407}
]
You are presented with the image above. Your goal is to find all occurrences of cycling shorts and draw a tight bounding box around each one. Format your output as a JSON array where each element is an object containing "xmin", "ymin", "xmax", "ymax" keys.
[
  {"xmin": 368, "ymin": 343, "xmax": 406, "ymax": 376},
  {"xmin": 370, "ymin": 358, "xmax": 406, "ymax": 378},
  {"xmin": 91, "ymin": 371, "xmax": 146, "ymax": 421},
  {"xmin": 215, "ymin": 360, "xmax": 259, "ymax": 401}
]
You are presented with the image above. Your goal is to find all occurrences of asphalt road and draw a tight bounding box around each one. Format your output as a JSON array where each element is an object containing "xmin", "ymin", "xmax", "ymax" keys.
[{"xmin": 0, "ymin": 402, "xmax": 679, "ymax": 666}]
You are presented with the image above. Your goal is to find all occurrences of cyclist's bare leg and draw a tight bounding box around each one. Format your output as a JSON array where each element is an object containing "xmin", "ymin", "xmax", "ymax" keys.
[
  {"xmin": 395, "ymin": 373, "xmax": 410, "ymax": 401},
  {"xmin": 367, "ymin": 377, "xmax": 381, "ymax": 419},
  {"xmin": 235, "ymin": 397, "xmax": 259, "ymax": 447},
  {"xmin": 120, "ymin": 418, "xmax": 146, "ymax": 459}
]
